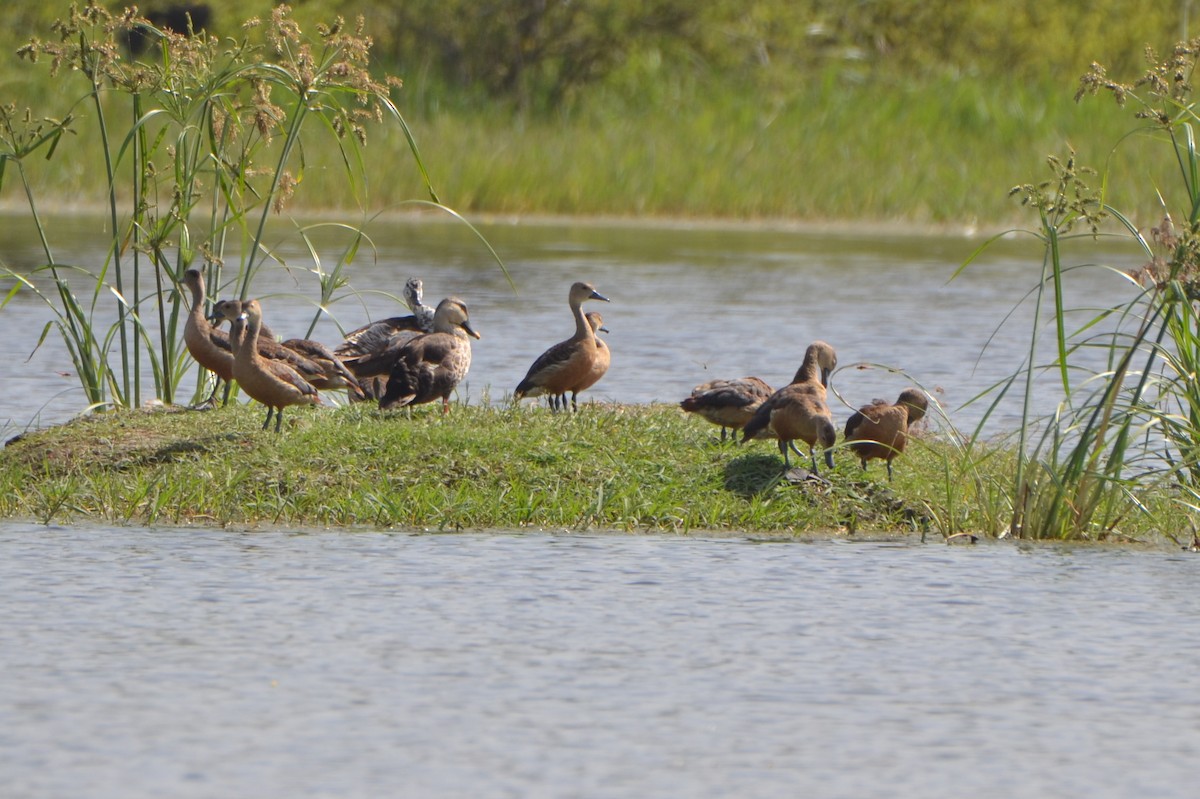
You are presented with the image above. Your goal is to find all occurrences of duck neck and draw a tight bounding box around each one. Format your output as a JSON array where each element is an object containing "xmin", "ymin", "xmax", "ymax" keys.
[
  {"xmin": 187, "ymin": 278, "xmax": 207, "ymax": 331},
  {"xmin": 238, "ymin": 314, "xmax": 261, "ymax": 363},
  {"xmin": 571, "ymin": 301, "xmax": 593, "ymax": 342},
  {"xmin": 791, "ymin": 355, "xmax": 820, "ymax": 385}
]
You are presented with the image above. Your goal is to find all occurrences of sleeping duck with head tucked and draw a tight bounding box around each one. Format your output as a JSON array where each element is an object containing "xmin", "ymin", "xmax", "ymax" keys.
[{"xmin": 681, "ymin": 375, "xmax": 774, "ymax": 442}]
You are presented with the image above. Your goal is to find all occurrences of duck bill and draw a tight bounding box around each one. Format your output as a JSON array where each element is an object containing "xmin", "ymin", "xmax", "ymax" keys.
[
  {"xmin": 462, "ymin": 322, "xmax": 482, "ymax": 340},
  {"xmin": 591, "ymin": 290, "xmax": 611, "ymax": 303}
]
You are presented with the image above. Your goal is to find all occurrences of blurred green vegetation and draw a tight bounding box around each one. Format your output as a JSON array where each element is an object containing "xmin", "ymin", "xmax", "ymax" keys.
[
  {"xmin": 0, "ymin": 0, "xmax": 1193, "ymax": 223},
  {"xmin": 59, "ymin": 0, "xmax": 1179, "ymax": 105}
]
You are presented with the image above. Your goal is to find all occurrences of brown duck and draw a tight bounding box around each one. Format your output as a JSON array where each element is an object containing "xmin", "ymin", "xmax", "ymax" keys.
[
  {"xmin": 277, "ymin": 335, "xmax": 363, "ymax": 398},
  {"xmin": 514, "ymin": 281, "xmax": 610, "ymax": 411},
  {"xmin": 210, "ymin": 299, "xmax": 362, "ymax": 398},
  {"xmin": 844, "ymin": 388, "xmax": 928, "ymax": 481},
  {"xmin": 182, "ymin": 268, "xmax": 235, "ymax": 404},
  {"xmin": 741, "ymin": 341, "xmax": 838, "ymax": 473},
  {"xmin": 680, "ymin": 375, "xmax": 774, "ymax": 442},
  {"xmin": 230, "ymin": 299, "xmax": 321, "ymax": 432},
  {"xmin": 569, "ymin": 311, "xmax": 612, "ymax": 406},
  {"xmin": 378, "ymin": 297, "xmax": 481, "ymax": 413},
  {"xmin": 335, "ymin": 277, "xmax": 436, "ymax": 400}
]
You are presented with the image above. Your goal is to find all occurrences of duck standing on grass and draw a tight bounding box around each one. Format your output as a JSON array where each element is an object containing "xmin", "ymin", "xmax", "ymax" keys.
[
  {"xmin": 680, "ymin": 376, "xmax": 774, "ymax": 442},
  {"xmin": 378, "ymin": 297, "xmax": 481, "ymax": 414},
  {"xmin": 335, "ymin": 277, "xmax": 437, "ymax": 400},
  {"xmin": 182, "ymin": 268, "xmax": 235, "ymax": 406},
  {"xmin": 573, "ymin": 311, "xmax": 612, "ymax": 404},
  {"xmin": 514, "ymin": 281, "xmax": 611, "ymax": 411},
  {"xmin": 844, "ymin": 388, "xmax": 928, "ymax": 481},
  {"xmin": 209, "ymin": 299, "xmax": 363, "ymax": 399},
  {"xmin": 741, "ymin": 341, "xmax": 838, "ymax": 473},
  {"xmin": 230, "ymin": 299, "xmax": 321, "ymax": 432}
]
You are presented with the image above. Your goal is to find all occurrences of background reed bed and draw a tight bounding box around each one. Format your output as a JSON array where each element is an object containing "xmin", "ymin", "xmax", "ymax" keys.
[
  {"xmin": 0, "ymin": 60, "xmax": 1182, "ymax": 227},
  {"xmin": 0, "ymin": 2, "xmax": 1188, "ymax": 226}
]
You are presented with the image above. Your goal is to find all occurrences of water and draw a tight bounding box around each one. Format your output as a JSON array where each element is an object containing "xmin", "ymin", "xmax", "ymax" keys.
[
  {"xmin": 0, "ymin": 214, "xmax": 1146, "ymax": 435},
  {"xmin": 4, "ymin": 216, "xmax": 1186, "ymax": 796},
  {"xmin": 1, "ymin": 524, "xmax": 1197, "ymax": 798}
]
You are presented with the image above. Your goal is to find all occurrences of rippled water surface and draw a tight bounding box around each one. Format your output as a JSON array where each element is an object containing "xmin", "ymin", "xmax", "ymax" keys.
[
  {"xmin": 2, "ymin": 525, "xmax": 1198, "ymax": 798},
  {"xmin": 0, "ymin": 214, "xmax": 1146, "ymax": 434}
]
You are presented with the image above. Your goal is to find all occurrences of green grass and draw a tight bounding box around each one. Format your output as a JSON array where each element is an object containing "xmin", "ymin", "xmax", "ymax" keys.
[
  {"xmin": 0, "ymin": 401, "xmax": 1189, "ymax": 543},
  {"xmin": 376, "ymin": 73, "xmax": 1148, "ymax": 226},
  {"xmin": 1, "ymin": 59, "xmax": 1178, "ymax": 228}
]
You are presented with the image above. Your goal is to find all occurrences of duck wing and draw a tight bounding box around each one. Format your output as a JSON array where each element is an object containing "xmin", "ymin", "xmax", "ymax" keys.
[
  {"xmin": 515, "ymin": 338, "xmax": 578, "ymax": 395},
  {"xmin": 336, "ymin": 315, "xmax": 425, "ymax": 358},
  {"xmin": 339, "ymin": 330, "xmax": 422, "ymax": 378},
  {"xmin": 379, "ymin": 333, "xmax": 460, "ymax": 410}
]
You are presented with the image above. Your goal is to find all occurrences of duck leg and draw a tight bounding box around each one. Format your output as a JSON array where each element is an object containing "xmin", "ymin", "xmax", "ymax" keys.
[{"xmin": 191, "ymin": 377, "xmax": 220, "ymax": 410}]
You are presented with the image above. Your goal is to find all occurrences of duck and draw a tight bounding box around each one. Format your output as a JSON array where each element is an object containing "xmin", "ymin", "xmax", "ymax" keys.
[
  {"xmin": 514, "ymin": 281, "xmax": 611, "ymax": 411},
  {"xmin": 378, "ymin": 297, "xmax": 481, "ymax": 413},
  {"xmin": 277, "ymin": 335, "xmax": 364, "ymax": 398},
  {"xmin": 741, "ymin": 341, "xmax": 838, "ymax": 473},
  {"xmin": 336, "ymin": 277, "xmax": 435, "ymax": 361},
  {"xmin": 229, "ymin": 299, "xmax": 321, "ymax": 432},
  {"xmin": 335, "ymin": 278, "xmax": 436, "ymax": 400},
  {"xmin": 568, "ymin": 311, "xmax": 612, "ymax": 406},
  {"xmin": 843, "ymin": 388, "xmax": 928, "ymax": 481},
  {"xmin": 182, "ymin": 268, "xmax": 235, "ymax": 404},
  {"xmin": 209, "ymin": 298, "xmax": 363, "ymax": 398},
  {"xmin": 680, "ymin": 375, "xmax": 774, "ymax": 442}
]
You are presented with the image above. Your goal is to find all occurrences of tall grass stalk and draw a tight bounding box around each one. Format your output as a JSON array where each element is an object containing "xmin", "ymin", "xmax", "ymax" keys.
[{"xmin": 960, "ymin": 37, "xmax": 1200, "ymax": 539}]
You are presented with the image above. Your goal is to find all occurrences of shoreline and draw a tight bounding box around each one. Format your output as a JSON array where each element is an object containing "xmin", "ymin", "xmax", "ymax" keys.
[{"xmin": 0, "ymin": 199, "xmax": 1025, "ymax": 241}]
